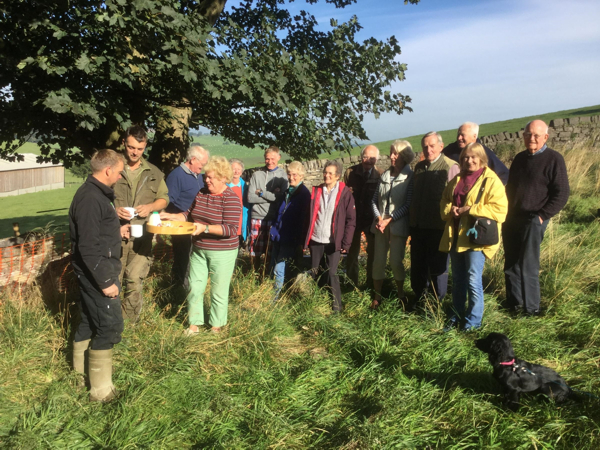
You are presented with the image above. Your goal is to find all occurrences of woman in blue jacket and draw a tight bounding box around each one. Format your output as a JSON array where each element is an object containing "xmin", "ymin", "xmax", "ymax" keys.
[{"xmin": 270, "ymin": 161, "xmax": 311, "ymax": 300}]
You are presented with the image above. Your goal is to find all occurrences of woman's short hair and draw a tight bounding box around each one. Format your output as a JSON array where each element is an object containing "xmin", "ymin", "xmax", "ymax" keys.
[
  {"xmin": 459, "ymin": 142, "xmax": 489, "ymax": 169},
  {"xmin": 286, "ymin": 161, "xmax": 305, "ymax": 178},
  {"xmin": 323, "ymin": 160, "xmax": 343, "ymax": 177},
  {"xmin": 390, "ymin": 140, "xmax": 415, "ymax": 165},
  {"xmin": 229, "ymin": 158, "xmax": 245, "ymax": 171},
  {"xmin": 90, "ymin": 149, "xmax": 124, "ymax": 173},
  {"xmin": 204, "ymin": 156, "xmax": 233, "ymax": 183}
]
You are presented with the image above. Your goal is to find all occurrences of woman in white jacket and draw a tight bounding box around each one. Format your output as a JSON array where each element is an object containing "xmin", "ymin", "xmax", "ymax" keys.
[{"xmin": 370, "ymin": 140, "xmax": 415, "ymax": 309}]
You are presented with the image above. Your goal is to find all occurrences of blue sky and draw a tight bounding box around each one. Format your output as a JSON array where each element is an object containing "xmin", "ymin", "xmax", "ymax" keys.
[{"xmin": 220, "ymin": 0, "xmax": 600, "ymax": 143}]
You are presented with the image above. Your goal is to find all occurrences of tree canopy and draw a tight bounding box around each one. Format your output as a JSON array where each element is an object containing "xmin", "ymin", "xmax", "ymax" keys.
[{"xmin": 0, "ymin": 0, "xmax": 419, "ymax": 170}]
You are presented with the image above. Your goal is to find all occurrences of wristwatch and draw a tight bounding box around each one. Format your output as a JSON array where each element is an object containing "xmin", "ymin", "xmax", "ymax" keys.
[{"xmin": 204, "ymin": 224, "xmax": 210, "ymax": 234}]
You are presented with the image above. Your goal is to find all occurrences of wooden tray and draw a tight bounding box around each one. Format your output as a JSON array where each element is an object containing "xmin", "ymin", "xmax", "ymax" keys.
[{"xmin": 146, "ymin": 220, "xmax": 195, "ymax": 235}]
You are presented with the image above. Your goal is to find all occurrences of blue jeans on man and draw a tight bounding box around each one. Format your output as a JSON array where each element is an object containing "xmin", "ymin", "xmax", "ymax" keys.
[{"xmin": 449, "ymin": 247, "xmax": 486, "ymax": 330}]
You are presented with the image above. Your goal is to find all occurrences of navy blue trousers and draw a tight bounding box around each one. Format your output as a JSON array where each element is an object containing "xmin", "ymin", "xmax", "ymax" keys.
[{"xmin": 503, "ymin": 214, "xmax": 548, "ymax": 314}]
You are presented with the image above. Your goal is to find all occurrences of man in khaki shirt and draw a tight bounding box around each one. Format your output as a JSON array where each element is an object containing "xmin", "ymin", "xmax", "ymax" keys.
[{"xmin": 114, "ymin": 126, "xmax": 169, "ymax": 321}]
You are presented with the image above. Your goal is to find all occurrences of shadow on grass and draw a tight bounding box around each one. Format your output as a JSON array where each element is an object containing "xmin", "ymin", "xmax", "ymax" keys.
[{"xmin": 402, "ymin": 369, "xmax": 500, "ymax": 396}]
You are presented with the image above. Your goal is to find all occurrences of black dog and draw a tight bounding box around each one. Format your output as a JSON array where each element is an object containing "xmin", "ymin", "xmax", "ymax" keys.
[{"xmin": 475, "ymin": 332, "xmax": 575, "ymax": 411}]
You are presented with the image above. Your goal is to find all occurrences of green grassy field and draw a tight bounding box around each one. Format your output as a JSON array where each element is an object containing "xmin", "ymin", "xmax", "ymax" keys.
[
  {"xmin": 1, "ymin": 136, "xmax": 599, "ymax": 448},
  {"xmin": 190, "ymin": 134, "xmax": 290, "ymax": 169}
]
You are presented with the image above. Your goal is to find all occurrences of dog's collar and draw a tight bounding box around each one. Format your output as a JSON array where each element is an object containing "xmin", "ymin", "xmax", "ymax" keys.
[{"xmin": 499, "ymin": 359, "xmax": 515, "ymax": 366}]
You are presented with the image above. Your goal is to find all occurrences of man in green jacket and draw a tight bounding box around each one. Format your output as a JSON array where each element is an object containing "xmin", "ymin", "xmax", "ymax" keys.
[
  {"xmin": 114, "ymin": 126, "xmax": 169, "ymax": 321},
  {"xmin": 409, "ymin": 131, "xmax": 459, "ymax": 308}
]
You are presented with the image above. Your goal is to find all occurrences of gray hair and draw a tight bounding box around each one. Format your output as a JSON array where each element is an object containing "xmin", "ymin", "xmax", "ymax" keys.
[
  {"xmin": 324, "ymin": 160, "xmax": 343, "ymax": 177},
  {"xmin": 287, "ymin": 161, "xmax": 306, "ymax": 178},
  {"xmin": 460, "ymin": 122, "xmax": 480, "ymax": 138},
  {"xmin": 390, "ymin": 139, "xmax": 411, "ymax": 154},
  {"xmin": 390, "ymin": 140, "xmax": 415, "ymax": 165},
  {"xmin": 361, "ymin": 144, "xmax": 380, "ymax": 160},
  {"xmin": 229, "ymin": 158, "xmax": 245, "ymax": 171},
  {"xmin": 421, "ymin": 131, "xmax": 443, "ymax": 147},
  {"xmin": 187, "ymin": 143, "xmax": 209, "ymax": 162}
]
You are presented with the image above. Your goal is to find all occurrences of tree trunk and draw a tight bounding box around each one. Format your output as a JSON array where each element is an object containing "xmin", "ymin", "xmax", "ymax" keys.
[{"xmin": 149, "ymin": 102, "xmax": 193, "ymax": 174}]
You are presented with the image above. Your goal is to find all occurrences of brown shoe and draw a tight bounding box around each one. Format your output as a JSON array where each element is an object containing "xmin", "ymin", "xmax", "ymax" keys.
[{"xmin": 370, "ymin": 299, "xmax": 381, "ymax": 310}]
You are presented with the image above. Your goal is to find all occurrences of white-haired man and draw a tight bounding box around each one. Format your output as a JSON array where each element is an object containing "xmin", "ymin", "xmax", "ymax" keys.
[
  {"xmin": 165, "ymin": 143, "xmax": 210, "ymax": 289},
  {"xmin": 503, "ymin": 119, "xmax": 569, "ymax": 316},
  {"xmin": 343, "ymin": 144, "xmax": 381, "ymax": 289},
  {"xmin": 442, "ymin": 122, "xmax": 509, "ymax": 185},
  {"xmin": 409, "ymin": 132, "xmax": 459, "ymax": 308}
]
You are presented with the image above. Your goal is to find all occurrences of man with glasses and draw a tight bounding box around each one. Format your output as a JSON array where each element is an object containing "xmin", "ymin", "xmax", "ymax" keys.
[
  {"xmin": 343, "ymin": 145, "xmax": 381, "ymax": 289},
  {"xmin": 503, "ymin": 120, "xmax": 569, "ymax": 316}
]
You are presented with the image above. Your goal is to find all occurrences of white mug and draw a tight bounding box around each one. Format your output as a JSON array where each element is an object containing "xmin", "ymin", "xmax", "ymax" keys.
[
  {"xmin": 131, "ymin": 224, "xmax": 143, "ymax": 238},
  {"xmin": 124, "ymin": 207, "xmax": 137, "ymax": 220}
]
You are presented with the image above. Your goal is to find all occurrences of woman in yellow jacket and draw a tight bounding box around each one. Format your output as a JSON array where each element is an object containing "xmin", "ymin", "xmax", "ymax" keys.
[{"xmin": 439, "ymin": 142, "xmax": 508, "ymax": 331}]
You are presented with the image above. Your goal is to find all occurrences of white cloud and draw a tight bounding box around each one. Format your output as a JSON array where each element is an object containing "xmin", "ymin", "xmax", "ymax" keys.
[{"xmin": 361, "ymin": 0, "xmax": 600, "ymax": 141}]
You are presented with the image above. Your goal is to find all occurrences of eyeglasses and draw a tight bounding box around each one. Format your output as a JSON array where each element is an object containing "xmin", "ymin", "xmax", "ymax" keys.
[
  {"xmin": 524, "ymin": 132, "xmax": 546, "ymax": 140},
  {"xmin": 362, "ymin": 156, "xmax": 376, "ymax": 161}
]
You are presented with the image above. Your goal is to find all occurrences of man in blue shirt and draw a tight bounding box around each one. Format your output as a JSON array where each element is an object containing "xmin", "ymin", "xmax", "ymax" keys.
[{"xmin": 165, "ymin": 143, "xmax": 209, "ymax": 289}]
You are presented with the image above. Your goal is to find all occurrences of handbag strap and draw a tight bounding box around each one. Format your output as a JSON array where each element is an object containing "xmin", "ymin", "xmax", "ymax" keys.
[{"xmin": 473, "ymin": 177, "xmax": 488, "ymax": 205}]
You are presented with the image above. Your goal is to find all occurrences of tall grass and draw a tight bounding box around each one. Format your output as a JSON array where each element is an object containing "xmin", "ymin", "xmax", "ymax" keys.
[{"xmin": 1, "ymin": 138, "xmax": 600, "ymax": 448}]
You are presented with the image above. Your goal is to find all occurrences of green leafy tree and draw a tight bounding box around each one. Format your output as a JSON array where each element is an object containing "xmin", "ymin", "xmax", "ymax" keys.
[
  {"xmin": 0, "ymin": 0, "xmax": 418, "ymax": 171},
  {"xmin": 69, "ymin": 159, "xmax": 92, "ymax": 181}
]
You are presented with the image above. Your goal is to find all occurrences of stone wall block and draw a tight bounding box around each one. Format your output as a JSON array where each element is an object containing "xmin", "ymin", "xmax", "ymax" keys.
[
  {"xmin": 550, "ymin": 118, "xmax": 564, "ymax": 127},
  {"xmin": 568, "ymin": 117, "xmax": 580, "ymax": 125}
]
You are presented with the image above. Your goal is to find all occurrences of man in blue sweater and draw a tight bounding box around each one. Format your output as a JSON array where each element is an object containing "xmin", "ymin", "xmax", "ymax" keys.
[
  {"xmin": 443, "ymin": 122, "xmax": 509, "ymax": 185},
  {"xmin": 165, "ymin": 143, "xmax": 209, "ymax": 289}
]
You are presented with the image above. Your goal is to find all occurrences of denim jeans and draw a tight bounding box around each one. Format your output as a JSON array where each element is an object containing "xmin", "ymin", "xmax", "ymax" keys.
[
  {"xmin": 450, "ymin": 247, "xmax": 486, "ymax": 329},
  {"xmin": 271, "ymin": 242, "xmax": 299, "ymax": 300}
]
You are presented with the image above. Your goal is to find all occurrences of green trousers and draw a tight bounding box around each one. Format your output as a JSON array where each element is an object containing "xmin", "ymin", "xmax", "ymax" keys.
[
  {"xmin": 120, "ymin": 237, "xmax": 153, "ymax": 322},
  {"xmin": 187, "ymin": 247, "xmax": 237, "ymax": 328}
]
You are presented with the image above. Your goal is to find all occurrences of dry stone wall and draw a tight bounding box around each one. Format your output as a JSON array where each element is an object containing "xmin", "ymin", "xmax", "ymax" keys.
[
  {"xmin": 245, "ymin": 154, "xmax": 393, "ymax": 190},
  {"xmin": 480, "ymin": 115, "xmax": 600, "ymax": 150}
]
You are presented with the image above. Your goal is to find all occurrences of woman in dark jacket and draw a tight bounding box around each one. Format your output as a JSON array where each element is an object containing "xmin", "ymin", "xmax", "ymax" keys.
[
  {"xmin": 305, "ymin": 160, "xmax": 356, "ymax": 312},
  {"xmin": 270, "ymin": 161, "xmax": 311, "ymax": 300}
]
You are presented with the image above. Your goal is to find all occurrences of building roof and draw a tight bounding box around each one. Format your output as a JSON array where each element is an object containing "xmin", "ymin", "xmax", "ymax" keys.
[{"xmin": 0, "ymin": 153, "xmax": 63, "ymax": 172}]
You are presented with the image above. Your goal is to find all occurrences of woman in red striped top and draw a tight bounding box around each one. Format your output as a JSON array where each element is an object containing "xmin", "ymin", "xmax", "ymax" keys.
[{"xmin": 161, "ymin": 156, "xmax": 242, "ymax": 334}]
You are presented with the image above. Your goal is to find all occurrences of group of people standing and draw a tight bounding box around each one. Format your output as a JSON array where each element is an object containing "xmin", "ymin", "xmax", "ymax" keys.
[{"xmin": 68, "ymin": 118, "xmax": 569, "ymax": 402}]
